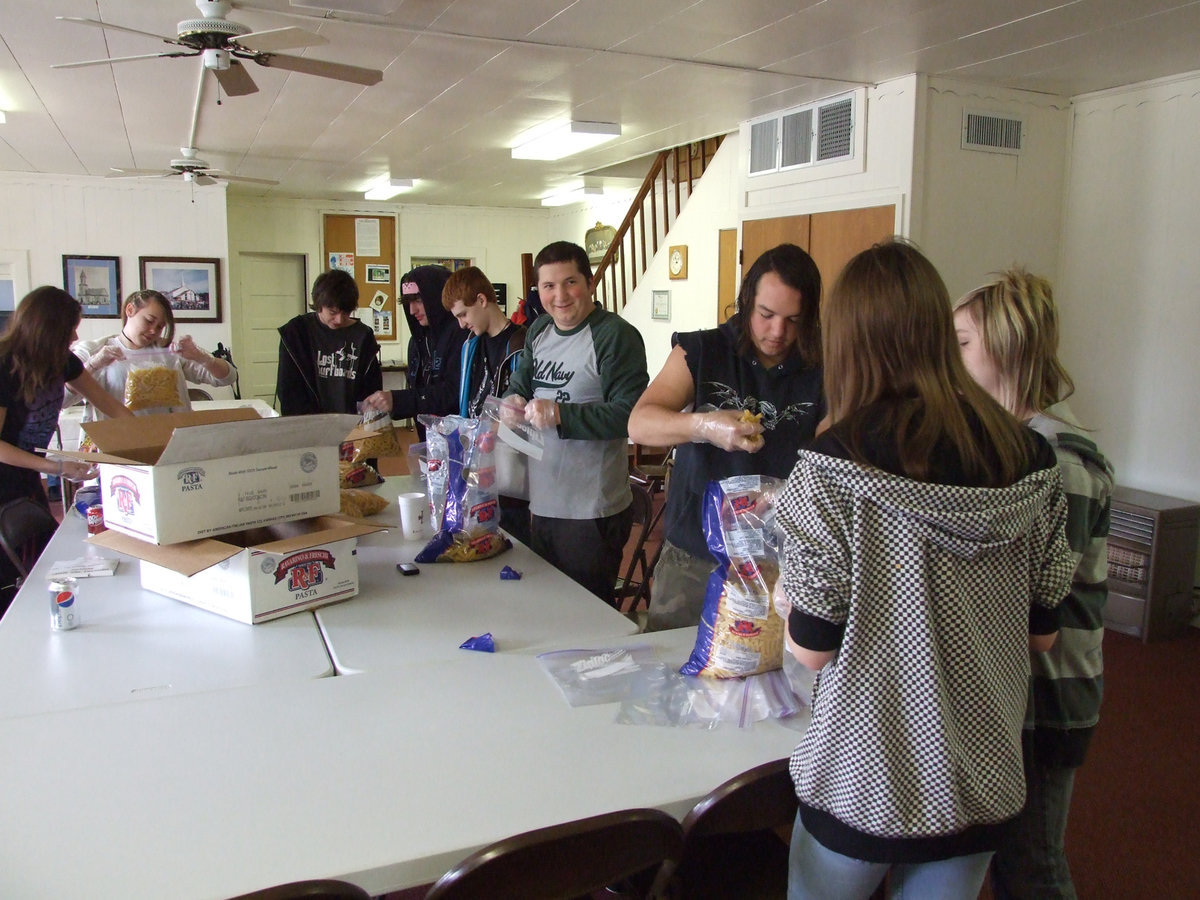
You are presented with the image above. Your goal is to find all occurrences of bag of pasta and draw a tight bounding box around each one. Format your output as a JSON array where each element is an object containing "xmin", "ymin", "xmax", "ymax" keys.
[
  {"xmin": 339, "ymin": 488, "xmax": 389, "ymax": 517},
  {"xmin": 414, "ymin": 414, "xmax": 511, "ymax": 563},
  {"xmin": 681, "ymin": 474, "xmax": 785, "ymax": 679},
  {"xmin": 123, "ymin": 347, "xmax": 190, "ymax": 415},
  {"xmin": 350, "ymin": 406, "xmax": 404, "ymax": 464}
]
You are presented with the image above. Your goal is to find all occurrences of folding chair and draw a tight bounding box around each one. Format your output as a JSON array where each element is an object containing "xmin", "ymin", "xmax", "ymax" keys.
[
  {"xmin": 227, "ymin": 879, "xmax": 370, "ymax": 900},
  {"xmin": 614, "ymin": 480, "xmax": 664, "ymax": 614},
  {"xmin": 650, "ymin": 758, "xmax": 797, "ymax": 900},
  {"xmin": 0, "ymin": 497, "xmax": 60, "ymax": 584},
  {"xmin": 424, "ymin": 807, "xmax": 684, "ymax": 900}
]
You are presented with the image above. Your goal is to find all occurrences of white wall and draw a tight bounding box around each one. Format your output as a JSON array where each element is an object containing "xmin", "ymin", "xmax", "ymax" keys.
[
  {"xmin": 226, "ymin": 197, "xmax": 550, "ymax": 363},
  {"xmin": 1058, "ymin": 71, "xmax": 1200, "ymax": 505},
  {"xmin": 913, "ymin": 77, "xmax": 1071, "ymax": 298},
  {"xmin": 0, "ymin": 173, "xmax": 232, "ymax": 388}
]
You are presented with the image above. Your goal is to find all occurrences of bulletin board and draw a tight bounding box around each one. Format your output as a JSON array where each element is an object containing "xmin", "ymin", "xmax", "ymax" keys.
[{"xmin": 322, "ymin": 214, "xmax": 398, "ymax": 341}]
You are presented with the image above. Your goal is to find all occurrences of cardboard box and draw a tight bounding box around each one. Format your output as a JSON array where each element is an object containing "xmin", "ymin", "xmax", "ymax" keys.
[
  {"xmin": 91, "ymin": 516, "xmax": 384, "ymax": 624},
  {"xmin": 57, "ymin": 410, "xmax": 358, "ymax": 545}
]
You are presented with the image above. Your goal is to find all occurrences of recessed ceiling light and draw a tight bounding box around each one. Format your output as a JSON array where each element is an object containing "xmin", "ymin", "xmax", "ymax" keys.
[
  {"xmin": 363, "ymin": 177, "xmax": 414, "ymax": 200},
  {"xmin": 512, "ymin": 121, "xmax": 621, "ymax": 161},
  {"xmin": 540, "ymin": 186, "xmax": 604, "ymax": 207}
]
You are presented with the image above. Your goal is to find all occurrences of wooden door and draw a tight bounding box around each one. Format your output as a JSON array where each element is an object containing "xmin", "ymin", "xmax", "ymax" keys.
[
  {"xmin": 237, "ymin": 252, "xmax": 306, "ymax": 407},
  {"xmin": 717, "ymin": 228, "xmax": 738, "ymax": 323},
  {"xmin": 322, "ymin": 214, "xmax": 398, "ymax": 341},
  {"xmin": 741, "ymin": 214, "xmax": 811, "ymax": 279},
  {"xmin": 808, "ymin": 205, "xmax": 896, "ymax": 291}
]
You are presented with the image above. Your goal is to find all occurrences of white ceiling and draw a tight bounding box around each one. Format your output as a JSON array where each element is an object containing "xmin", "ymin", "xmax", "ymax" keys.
[{"xmin": 1, "ymin": 0, "xmax": 1199, "ymax": 208}]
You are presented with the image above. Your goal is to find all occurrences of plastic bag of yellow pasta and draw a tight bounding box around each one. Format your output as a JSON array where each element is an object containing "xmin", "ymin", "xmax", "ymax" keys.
[
  {"xmin": 351, "ymin": 407, "xmax": 404, "ymax": 464},
  {"xmin": 339, "ymin": 488, "xmax": 389, "ymax": 517},
  {"xmin": 122, "ymin": 347, "xmax": 190, "ymax": 415},
  {"xmin": 681, "ymin": 474, "xmax": 785, "ymax": 678},
  {"xmin": 414, "ymin": 414, "xmax": 511, "ymax": 563}
]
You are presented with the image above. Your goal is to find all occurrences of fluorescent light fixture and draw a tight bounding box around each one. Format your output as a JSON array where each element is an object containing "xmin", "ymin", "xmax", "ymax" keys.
[
  {"xmin": 540, "ymin": 185, "xmax": 604, "ymax": 207},
  {"xmin": 0, "ymin": 111, "xmax": 6, "ymax": 125},
  {"xmin": 363, "ymin": 177, "xmax": 413, "ymax": 200},
  {"xmin": 512, "ymin": 120, "xmax": 621, "ymax": 161}
]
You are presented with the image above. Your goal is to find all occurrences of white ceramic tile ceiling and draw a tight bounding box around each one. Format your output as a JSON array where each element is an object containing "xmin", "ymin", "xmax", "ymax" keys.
[{"xmin": 0, "ymin": 0, "xmax": 1197, "ymax": 206}]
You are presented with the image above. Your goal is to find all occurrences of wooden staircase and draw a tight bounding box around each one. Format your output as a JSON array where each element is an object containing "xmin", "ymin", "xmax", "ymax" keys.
[{"xmin": 590, "ymin": 135, "xmax": 725, "ymax": 313}]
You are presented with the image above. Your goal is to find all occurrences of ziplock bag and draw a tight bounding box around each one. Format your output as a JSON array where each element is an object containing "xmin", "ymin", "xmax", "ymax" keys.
[
  {"xmin": 480, "ymin": 395, "xmax": 544, "ymax": 501},
  {"xmin": 122, "ymin": 346, "xmax": 190, "ymax": 415}
]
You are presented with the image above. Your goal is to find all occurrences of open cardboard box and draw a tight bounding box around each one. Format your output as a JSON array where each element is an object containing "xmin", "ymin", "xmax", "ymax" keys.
[
  {"xmin": 91, "ymin": 515, "xmax": 385, "ymax": 624},
  {"xmin": 54, "ymin": 409, "xmax": 359, "ymax": 545}
]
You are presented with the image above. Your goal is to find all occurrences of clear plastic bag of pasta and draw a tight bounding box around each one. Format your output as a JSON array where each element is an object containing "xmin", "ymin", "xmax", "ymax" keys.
[
  {"xmin": 122, "ymin": 347, "xmax": 190, "ymax": 415},
  {"xmin": 414, "ymin": 413, "xmax": 512, "ymax": 563},
  {"xmin": 680, "ymin": 474, "xmax": 786, "ymax": 679},
  {"xmin": 350, "ymin": 405, "xmax": 404, "ymax": 464}
]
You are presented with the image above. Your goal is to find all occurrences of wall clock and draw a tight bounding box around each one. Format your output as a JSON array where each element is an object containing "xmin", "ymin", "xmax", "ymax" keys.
[{"xmin": 668, "ymin": 244, "xmax": 688, "ymax": 280}]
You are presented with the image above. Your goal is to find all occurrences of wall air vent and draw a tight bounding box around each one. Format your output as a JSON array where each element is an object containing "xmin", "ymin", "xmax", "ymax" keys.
[
  {"xmin": 962, "ymin": 110, "xmax": 1024, "ymax": 154},
  {"xmin": 817, "ymin": 98, "xmax": 854, "ymax": 161}
]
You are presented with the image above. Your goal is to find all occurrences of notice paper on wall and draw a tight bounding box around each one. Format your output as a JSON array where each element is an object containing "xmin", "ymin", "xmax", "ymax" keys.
[
  {"xmin": 355, "ymin": 218, "xmax": 381, "ymax": 257},
  {"xmin": 329, "ymin": 252, "xmax": 354, "ymax": 275}
]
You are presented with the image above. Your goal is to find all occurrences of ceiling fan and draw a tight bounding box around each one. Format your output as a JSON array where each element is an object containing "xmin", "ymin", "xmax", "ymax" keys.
[
  {"xmin": 107, "ymin": 148, "xmax": 278, "ymax": 186},
  {"xmin": 53, "ymin": 0, "xmax": 383, "ymax": 96}
]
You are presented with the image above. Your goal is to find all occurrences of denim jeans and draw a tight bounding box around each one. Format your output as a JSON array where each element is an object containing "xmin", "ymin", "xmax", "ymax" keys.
[
  {"xmin": 788, "ymin": 813, "xmax": 993, "ymax": 900},
  {"xmin": 990, "ymin": 732, "xmax": 1079, "ymax": 899}
]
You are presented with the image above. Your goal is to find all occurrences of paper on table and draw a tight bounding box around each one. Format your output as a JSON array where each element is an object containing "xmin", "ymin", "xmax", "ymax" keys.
[{"xmin": 46, "ymin": 557, "xmax": 119, "ymax": 579}]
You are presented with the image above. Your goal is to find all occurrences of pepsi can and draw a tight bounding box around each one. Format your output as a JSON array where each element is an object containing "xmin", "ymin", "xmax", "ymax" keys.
[{"xmin": 49, "ymin": 577, "xmax": 80, "ymax": 631}]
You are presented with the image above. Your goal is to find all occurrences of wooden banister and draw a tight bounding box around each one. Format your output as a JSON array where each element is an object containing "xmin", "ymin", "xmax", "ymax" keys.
[{"xmin": 590, "ymin": 135, "xmax": 724, "ymax": 313}]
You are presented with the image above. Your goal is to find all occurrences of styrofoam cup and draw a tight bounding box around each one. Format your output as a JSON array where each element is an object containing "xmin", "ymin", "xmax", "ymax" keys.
[{"xmin": 398, "ymin": 492, "xmax": 428, "ymax": 540}]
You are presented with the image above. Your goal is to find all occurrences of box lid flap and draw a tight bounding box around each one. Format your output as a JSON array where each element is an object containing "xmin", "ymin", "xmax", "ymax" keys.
[
  {"xmin": 90, "ymin": 515, "xmax": 387, "ymax": 576},
  {"xmin": 80, "ymin": 409, "xmax": 264, "ymax": 463},
  {"xmin": 156, "ymin": 413, "xmax": 359, "ymax": 465},
  {"xmin": 88, "ymin": 529, "xmax": 243, "ymax": 576}
]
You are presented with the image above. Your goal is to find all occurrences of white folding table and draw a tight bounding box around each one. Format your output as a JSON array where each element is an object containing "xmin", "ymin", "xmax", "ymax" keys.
[
  {"xmin": 0, "ymin": 509, "xmax": 333, "ymax": 719},
  {"xmin": 0, "ymin": 626, "xmax": 806, "ymax": 899}
]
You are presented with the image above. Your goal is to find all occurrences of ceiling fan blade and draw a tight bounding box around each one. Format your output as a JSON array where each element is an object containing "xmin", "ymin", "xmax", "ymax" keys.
[
  {"xmin": 255, "ymin": 52, "xmax": 382, "ymax": 86},
  {"xmin": 106, "ymin": 168, "xmax": 176, "ymax": 178},
  {"xmin": 235, "ymin": 27, "xmax": 328, "ymax": 53},
  {"xmin": 214, "ymin": 60, "xmax": 260, "ymax": 97},
  {"xmin": 52, "ymin": 51, "xmax": 197, "ymax": 70},
  {"xmin": 193, "ymin": 174, "xmax": 218, "ymax": 187},
  {"xmin": 57, "ymin": 16, "xmax": 183, "ymax": 46},
  {"xmin": 213, "ymin": 173, "xmax": 280, "ymax": 186}
]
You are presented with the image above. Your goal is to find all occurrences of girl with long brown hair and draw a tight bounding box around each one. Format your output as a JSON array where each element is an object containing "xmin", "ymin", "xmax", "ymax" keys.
[
  {"xmin": 0, "ymin": 286, "xmax": 131, "ymax": 507},
  {"xmin": 774, "ymin": 241, "xmax": 1075, "ymax": 899}
]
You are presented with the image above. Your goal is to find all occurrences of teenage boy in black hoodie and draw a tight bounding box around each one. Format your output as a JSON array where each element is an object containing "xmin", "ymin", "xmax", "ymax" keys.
[
  {"xmin": 363, "ymin": 264, "xmax": 467, "ymax": 439},
  {"xmin": 276, "ymin": 269, "xmax": 382, "ymax": 415}
]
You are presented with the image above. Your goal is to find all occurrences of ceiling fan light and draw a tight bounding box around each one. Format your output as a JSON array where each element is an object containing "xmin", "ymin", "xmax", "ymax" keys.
[
  {"xmin": 202, "ymin": 48, "xmax": 231, "ymax": 70},
  {"xmin": 364, "ymin": 177, "xmax": 414, "ymax": 200},
  {"xmin": 512, "ymin": 120, "xmax": 621, "ymax": 161}
]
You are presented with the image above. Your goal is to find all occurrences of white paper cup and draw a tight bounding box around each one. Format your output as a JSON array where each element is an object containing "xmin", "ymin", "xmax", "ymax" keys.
[{"xmin": 398, "ymin": 491, "xmax": 428, "ymax": 540}]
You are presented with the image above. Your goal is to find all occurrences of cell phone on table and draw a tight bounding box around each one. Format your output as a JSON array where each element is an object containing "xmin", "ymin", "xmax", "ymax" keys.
[{"xmin": 396, "ymin": 563, "xmax": 420, "ymax": 576}]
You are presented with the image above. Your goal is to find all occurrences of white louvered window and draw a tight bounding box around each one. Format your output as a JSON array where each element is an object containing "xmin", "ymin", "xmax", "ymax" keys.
[{"xmin": 747, "ymin": 92, "xmax": 856, "ymax": 176}]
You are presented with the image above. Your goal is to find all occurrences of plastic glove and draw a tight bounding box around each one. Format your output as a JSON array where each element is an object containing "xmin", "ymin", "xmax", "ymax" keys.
[
  {"xmin": 361, "ymin": 390, "xmax": 394, "ymax": 414},
  {"xmin": 498, "ymin": 396, "xmax": 527, "ymax": 428},
  {"xmin": 59, "ymin": 460, "xmax": 99, "ymax": 482},
  {"xmin": 690, "ymin": 409, "xmax": 763, "ymax": 452},
  {"xmin": 87, "ymin": 342, "xmax": 125, "ymax": 372},
  {"xmin": 771, "ymin": 581, "xmax": 793, "ymax": 623},
  {"xmin": 171, "ymin": 335, "xmax": 206, "ymax": 362},
  {"xmin": 525, "ymin": 398, "xmax": 560, "ymax": 430}
]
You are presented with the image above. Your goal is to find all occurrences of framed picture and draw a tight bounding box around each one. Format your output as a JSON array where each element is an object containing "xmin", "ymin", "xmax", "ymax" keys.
[
  {"xmin": 365, "ymin": 264, "xmax": 390, "ymax": 283},
  {"xmin": 63, "ymin": 255, "xmax": 122, "ymax": 318},
  {"xmin": 651, "ymin": 289, "xmax": 671, "ymax": 321},
  {"xmin": 139, "ymin": 257, "xmax": 222, "ymax": 323}
]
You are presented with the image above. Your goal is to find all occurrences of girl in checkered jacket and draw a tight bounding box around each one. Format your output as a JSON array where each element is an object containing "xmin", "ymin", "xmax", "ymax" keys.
[{"xmin": 774, "ymin": 241, "xmax": 1075, "ymax": 900}]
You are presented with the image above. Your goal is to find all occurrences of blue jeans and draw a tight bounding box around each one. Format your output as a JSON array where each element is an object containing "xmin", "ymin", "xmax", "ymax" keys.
[
  {"xmin": 990, "ymin": 732, "xmax": 1078, "ymax": 899},
  {"xmin": 788, "ymin": 813, "xmax": 993, "ymax": 900}
]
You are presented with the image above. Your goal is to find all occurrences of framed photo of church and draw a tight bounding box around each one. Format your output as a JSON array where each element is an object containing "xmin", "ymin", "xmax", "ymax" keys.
[
  {"xmin": 139, "ymin": 256, "xmax": 222, "ymax": 323},
  {"xmin": 63, "ymin": 255, "xmax": 121, "ymax": 318}
]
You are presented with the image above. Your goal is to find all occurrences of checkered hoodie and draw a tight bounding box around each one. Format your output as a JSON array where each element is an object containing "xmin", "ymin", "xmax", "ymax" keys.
[{"xmin": 779, "ymin": 449, "xmax": 1074, "ymax": 863}]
